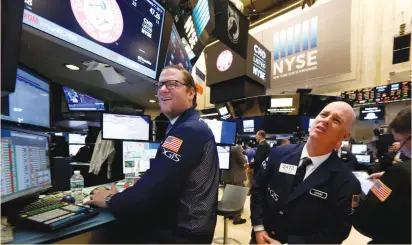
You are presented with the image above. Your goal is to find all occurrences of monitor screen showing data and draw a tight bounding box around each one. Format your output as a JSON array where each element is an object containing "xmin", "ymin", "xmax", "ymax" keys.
[
  {"xmin": 69, "ymin": 144, "xmax": 84, "ymax": 156},
  {"xmin": 243, "ymin": 119, "xmax": 254, "ymax": 133},
  {"xmin": 1, "ymin": 68, "xmax": 50, "ymax": 128},
  {"xmin": 164, "ymin": 24, "xmax": 193, "ymax": 71},
  {"xmin": 23, "ymin": 0, "xmax": 165, "ymax": 79},
  {"xmin": 102, "ymin": 113, "xmax": 150, "ymax": 141},
  {"xmin": 204, "ymin": 119, "xmax": 236, "ymax": 145},
  {"xmin": 355, "ymin": 155, "xmax": 371, "ymax": 163},
  {"xmin": 68, "ymin": 133, "xmax": 87, "ymax": 144},
  {"xmin": 1, "ymin": 128, "xmax": 51, "ymax": 203},
  {"xmin": 217, "ymin": 146, "xmax": 230, "ymax": 170},
  {"xmin": 123, "ymin": 142, "xmax": 160, "ymax": 178},
  {"xmin": 63, "ymin": 86, "xmax": 105, "ymax": 111},
  {"xmin": 352, "ymin": 144, "xmax": 368, "ymax": 155}
]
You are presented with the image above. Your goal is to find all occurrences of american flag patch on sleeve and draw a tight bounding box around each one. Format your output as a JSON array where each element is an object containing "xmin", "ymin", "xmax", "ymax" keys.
[
  {"xmin": 371, "ymin": 179, "xmax": 392, "ymax": 202},
  {"xmin": 162, "ymin": 136, "xmax": 183, "ymax": 153}
]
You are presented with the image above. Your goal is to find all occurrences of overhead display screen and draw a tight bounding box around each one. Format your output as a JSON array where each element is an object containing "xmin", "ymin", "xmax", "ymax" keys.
[
  {"xmin": 1, "ymin": 67, "xmax": 50, "ymax": 128},
  {"xmin": 23, "ymin": 0, "xmax": 165, "ymax": 79},
  {"xmin": 164, "ymin": 24, "xmax": 193, "ymax": 71},
  {"xmin": 359, "ymin": 106, "xmax": 385, "ymax": 121},
  {"xmin": 63, "ymin": 86, "xmax": 105, "ymax": 111},
  {"xmin": 246, "ymin": 35, "xmax": 271, "ymax": 85},
  {"xmin": 341, "ymin": 81, "xmax": 411, "ymax": 106},
  {"xmin": 268, "ymin": 94, "xmax": 300, "ymax": 115}
]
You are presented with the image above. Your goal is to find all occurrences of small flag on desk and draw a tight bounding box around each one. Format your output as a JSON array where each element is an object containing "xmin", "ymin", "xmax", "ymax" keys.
[
  {"xmin": 371, "ymin": 179, "xmax": 392, "ymax": 202},
  {"xmin": 162, "ymin": 136, "xmax": 183, "ymax": 153}
]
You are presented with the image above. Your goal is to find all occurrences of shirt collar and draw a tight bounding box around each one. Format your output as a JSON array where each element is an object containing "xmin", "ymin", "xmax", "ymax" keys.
[
  {"xmin": 300, "ymin": 144, "xmax": 332, "ymax": 168},
  {"xmin": 170, "ymin": 116, "xmax": 180, "ymax": 125}
]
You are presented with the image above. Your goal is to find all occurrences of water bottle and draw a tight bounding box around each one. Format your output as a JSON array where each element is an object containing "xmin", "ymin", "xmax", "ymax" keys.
[{"xmin": 70, "ymin": 170, "xmax": 84, "ymax": 204}]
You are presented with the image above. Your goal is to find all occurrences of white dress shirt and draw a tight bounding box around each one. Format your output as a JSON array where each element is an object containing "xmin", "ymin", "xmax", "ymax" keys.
[
  {"xmin": 254, "ymin": 144, "xmax": 332, "ymax": 232},
  {"xmin": 170, "ymin": 116, "xmax": 179, "ymax": 125}
]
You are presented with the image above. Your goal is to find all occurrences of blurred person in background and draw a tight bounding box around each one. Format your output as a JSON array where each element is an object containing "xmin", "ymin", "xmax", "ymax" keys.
[{"xmin": 353, "ymin": 107, "xmax": 411, "ymax": 244}]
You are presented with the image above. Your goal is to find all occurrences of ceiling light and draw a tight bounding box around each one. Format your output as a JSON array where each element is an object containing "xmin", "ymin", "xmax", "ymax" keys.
[
  {"xmin": 149, "ymin": 100, "xmax": 156, "ymax": 103},
  {"xmin": 65, "ymin": 64, "xmax": 80, "ymax": 71},
  {"xmin": 253, "ymin": 8, "xmax": 256, "ymax": 12}
]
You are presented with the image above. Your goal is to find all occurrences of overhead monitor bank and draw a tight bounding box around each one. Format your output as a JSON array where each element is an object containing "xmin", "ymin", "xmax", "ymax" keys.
[{"xmin": 23, "ymin": 0, "xmax": 165, "ymax": 79}]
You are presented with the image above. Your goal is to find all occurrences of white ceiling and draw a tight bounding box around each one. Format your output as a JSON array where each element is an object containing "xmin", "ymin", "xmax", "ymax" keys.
[{"xmin": 19, "ymin": 25, "xmax": 160, "ymax": 110}]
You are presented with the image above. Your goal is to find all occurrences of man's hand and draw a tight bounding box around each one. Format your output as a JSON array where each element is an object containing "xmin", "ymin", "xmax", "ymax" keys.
[
  {"xmin": 368, "ymin": 171, "xmax": 385, "ymax": 180},
  {"xmin": 84, "ymin": 183, "xmax": 118, "ymax": 208},
  {"xmin": 255, "ymin": 231, "xmax": 281, "ymax": 244}
]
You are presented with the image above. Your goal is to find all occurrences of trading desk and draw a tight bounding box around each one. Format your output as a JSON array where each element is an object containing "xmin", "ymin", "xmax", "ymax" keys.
[
  {"xmin": 10, "ymin": 182, "xmax": 127, "ymax": 244},
  {"xmin": 11, "ymin": 210, "xmax": 115, "ymax": 244}
]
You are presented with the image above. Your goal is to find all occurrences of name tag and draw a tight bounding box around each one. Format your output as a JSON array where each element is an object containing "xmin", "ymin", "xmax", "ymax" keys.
[
  {"xmin": 279, "ymin": 163, "xmax": 297, "ymax": 175},
  {"xmin": 309, "ymin": 189, "xmax": 328, "ymax": 199}
]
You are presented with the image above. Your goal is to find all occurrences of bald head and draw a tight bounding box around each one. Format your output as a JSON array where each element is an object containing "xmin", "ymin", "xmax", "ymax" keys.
[{"xmin": 323, "ymin": 101, "xmax": 356, "ymax": 133}]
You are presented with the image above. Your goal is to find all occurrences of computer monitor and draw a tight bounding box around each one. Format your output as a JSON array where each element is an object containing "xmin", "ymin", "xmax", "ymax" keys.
[
  {"xmin": 355, "ymin": 155, "xmax": 371, "ymax": 164},
  {"xmin": 1, "ymin": 67, "xmax": 50, "ymax": 128},
  {"xmin": 122, "ymin": 142, "xmax": 160, "ymax": 178},
  {"xmin": 69, "ymin": 144, "xmax": 84, "ymax": 156},
  {"xmin": 1, "ymin": 127, "xmax": 51, "ymax": 203},
  {"xmin": 203, "ymin": 119, "xmax": 237, "ymax": 145},
  {"xmin": 243, "ymin": 119, "xmax": 254, "ymax": 133},
  {"xmin": 62, "ymin": 86, "xmax": 105, "ymax": 111},
  {"xmin": 68, "ymin": 133, "xmax": 86, "ymax": 144},
  {"xmin": 102, "ymin": 113, "xmax": 151, "ymax": 141},
  {"xmin": 352, "ymin": 144, "xmax": 368, "ymax": 155},
  {"xmin": 217, "ymin": 146, "xmax": 230, "ymax": 170}
]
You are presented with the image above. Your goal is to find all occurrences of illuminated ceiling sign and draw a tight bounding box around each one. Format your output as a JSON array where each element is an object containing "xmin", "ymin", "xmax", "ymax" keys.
[
  {"xmin": 192, "ymin": 0, "xmax": 210, "ymax": 35},
  {"xmin": 184, "ymin": 16, "xmax": 199, "ymax": 49}
]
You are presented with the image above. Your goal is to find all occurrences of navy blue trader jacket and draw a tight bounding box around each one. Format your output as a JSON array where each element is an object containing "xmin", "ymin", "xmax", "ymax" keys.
[
  {"xmin": 108, "ymin": 107, "xmax": 219, "ymax": 244},
  {"xmin": 251, "ymin": 144, "xmax": 361, "ymax": 244}
]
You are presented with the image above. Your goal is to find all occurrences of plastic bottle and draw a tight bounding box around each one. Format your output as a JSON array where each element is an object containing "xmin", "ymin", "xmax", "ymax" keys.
[{"xmin": 70, "ymin": 170, "xmax": 84, "ymax": 204}]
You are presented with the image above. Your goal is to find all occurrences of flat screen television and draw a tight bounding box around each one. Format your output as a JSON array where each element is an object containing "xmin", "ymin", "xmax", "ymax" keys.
[
  {"xmin": 203, "ymin": 119, "xmax": 236, "ymax": 145},
  {"xmin": 62, "ymin": 86, "xmax": 105, "ymax": 111},
  {"xmin": 1, "ymin": 67, "xmax": 50, "ymax": 128},
  {"xmin": 23, "ymin": 0, "xmax": 165, "ymax": 79},
  {"xmin": 102, "ymin": 113, "xmax": 150, "ymax": 141},
  {"xmin": 359, "ymin": 106, "xmax": 385, "ymax": 120},
  {"xmin": 164, "ymin": 24, "xmax": 193, "ymax": 71}
]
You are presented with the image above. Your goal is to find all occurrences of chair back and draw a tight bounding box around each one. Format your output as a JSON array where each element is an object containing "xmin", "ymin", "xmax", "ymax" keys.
[{"xmin": 220, "ymin": 184, "xmax": 249, "ymax": 211}]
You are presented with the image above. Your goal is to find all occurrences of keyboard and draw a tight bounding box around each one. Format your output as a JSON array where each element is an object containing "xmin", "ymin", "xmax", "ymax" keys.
[
  {"xmin": 22, "ymin": 193, "xmax": 64, "ymax": 212},
  {"xmin": 18, "ymin": 202, "xmax": 98, "ymax": 231}
]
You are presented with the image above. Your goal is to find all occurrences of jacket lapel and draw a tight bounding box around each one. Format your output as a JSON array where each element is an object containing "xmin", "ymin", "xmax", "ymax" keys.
[{"xmin": 285, "ymin": 152, "xmax": 341, "ymax": 204}]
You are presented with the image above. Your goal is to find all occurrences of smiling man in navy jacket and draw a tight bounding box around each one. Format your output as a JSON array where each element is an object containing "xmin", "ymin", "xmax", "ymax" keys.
[
  {"xmin": 250, "ymin": 101, "xmax": 361, "ymax": 244},
  {"xmin": 86, "ymin": 65, "xmax": 219, "ymax": 243}
]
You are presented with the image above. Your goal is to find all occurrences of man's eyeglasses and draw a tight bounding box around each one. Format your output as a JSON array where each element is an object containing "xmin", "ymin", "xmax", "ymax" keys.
[{"xmin": 154, "ymin": 80, "xmax": 188, "ymax": 91}]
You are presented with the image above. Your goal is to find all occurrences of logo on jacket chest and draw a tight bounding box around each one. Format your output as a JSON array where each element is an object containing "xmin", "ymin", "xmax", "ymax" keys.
[{"xmin": 268, "ymin": 186, "xmax": 279, "ymax": 201}]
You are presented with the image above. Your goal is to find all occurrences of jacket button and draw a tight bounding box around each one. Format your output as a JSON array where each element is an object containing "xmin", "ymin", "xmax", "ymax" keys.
[{"xmin": 279, "ymin": 211, "xmax": 284, "ymax": 215}]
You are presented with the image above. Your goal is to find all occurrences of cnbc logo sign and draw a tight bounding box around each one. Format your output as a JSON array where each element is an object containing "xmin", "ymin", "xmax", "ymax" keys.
[{"xmin": 273, "ymin": 16, "xmax": 318, "ymax": 79}]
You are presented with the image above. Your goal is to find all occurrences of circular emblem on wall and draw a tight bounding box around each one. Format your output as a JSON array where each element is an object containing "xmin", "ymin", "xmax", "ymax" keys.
[
  {"xmin": 216, "ymin": 50, "xmax": 233, "ymax": 72},
  {"xmin": 70, "ymin": 0, "xmax": 124, "ymax": 43}
]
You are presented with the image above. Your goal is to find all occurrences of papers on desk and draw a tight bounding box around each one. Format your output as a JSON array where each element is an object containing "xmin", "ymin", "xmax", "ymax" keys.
[{"xmin": 352, "ymin": 171, "xmax": 375, "ymax": 194}]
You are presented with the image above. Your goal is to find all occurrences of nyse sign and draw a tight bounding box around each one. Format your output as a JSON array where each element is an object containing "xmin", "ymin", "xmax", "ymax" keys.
[
  {"xmin": 184, "ymin": 16, "xmax": 198, "ymax": 49},
  {"xmin": 273, "ymin": 16, "xmax": 318, "ymax": 80},
  {"xmin": 252, "ymin": 44, "xmax": 267, "ymax": 81}
]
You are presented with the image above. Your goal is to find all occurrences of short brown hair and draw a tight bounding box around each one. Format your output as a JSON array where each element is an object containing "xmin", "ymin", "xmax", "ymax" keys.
[
  {"xmin": 257, "ymin": 130, "xmax": 266, "ymax": 138},
  {"xmin": 389, "ymin": 107, "xmax": 411, "ymax": 134},
  {"xmin": 162, "ymin": 65, "xmax": 197, "ymax": 108}
]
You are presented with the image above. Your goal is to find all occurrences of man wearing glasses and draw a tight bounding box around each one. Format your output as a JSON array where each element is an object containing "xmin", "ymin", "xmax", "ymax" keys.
[{"xmin": 86, "ymin": 65, "xmax": 219, "ymax": 243}]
